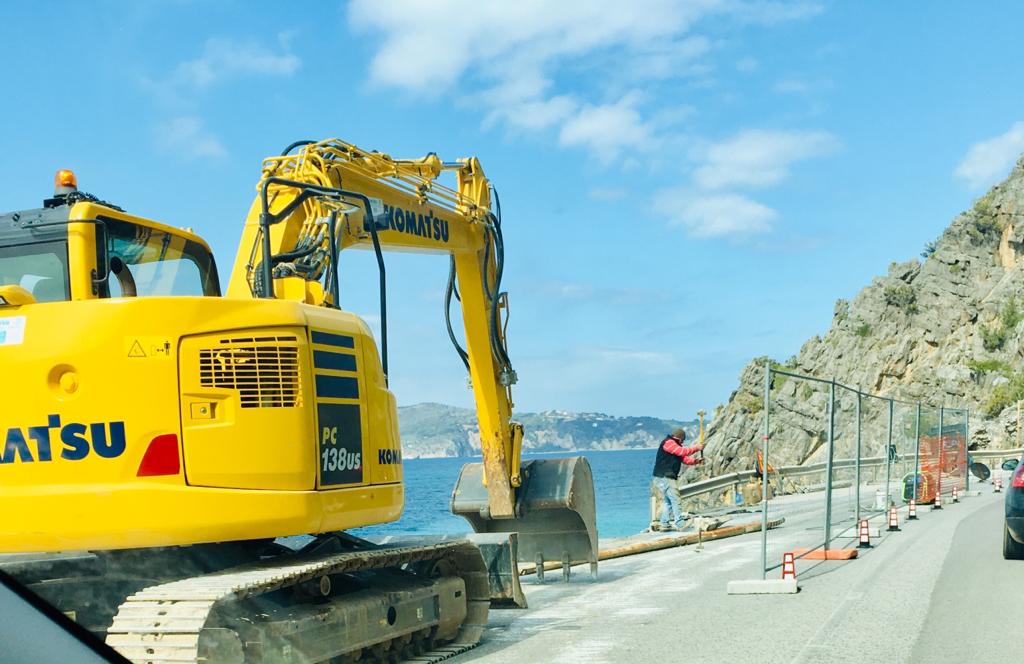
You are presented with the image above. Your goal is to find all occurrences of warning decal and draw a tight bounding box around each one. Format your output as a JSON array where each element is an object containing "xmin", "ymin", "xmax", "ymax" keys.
[
  {"xmin": 124, "ymin": 337, "xmax": 173, "ymax": 360},
  {"xmin": 0, "ymin": 316, "xmax": 26, "ymax": 346}
]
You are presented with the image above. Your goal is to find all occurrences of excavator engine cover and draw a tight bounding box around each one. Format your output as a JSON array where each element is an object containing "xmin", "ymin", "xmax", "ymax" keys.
[{"xmin": 451, "ymin": 456, "xmax": 598, "ymax": 578}]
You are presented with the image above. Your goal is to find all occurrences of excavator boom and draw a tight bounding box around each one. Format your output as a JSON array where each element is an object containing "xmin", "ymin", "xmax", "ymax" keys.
[{"xmin": 228, "ymin": 139, "xmax": 599, "ymax": 574}]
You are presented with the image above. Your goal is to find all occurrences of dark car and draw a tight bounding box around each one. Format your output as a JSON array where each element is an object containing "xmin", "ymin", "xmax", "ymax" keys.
[{"xmin": 1004, "ymin": 459, "xmax": 1024, "ymax": 559}]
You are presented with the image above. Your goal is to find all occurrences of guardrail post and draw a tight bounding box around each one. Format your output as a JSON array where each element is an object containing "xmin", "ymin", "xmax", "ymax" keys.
[
  {"xmin": 885, "ymin": 398, "xmax": 894, "ymax": 508},
  {"xmin": 914, "ymin": 403, "xmax": 921, "ymax": 503},
  {"xmin": 824, "ymin": 378, "xmax": 836, "ymax": 551},
  {"xmin": 761, "ymin": 359, "xmax": 771, "ymax": 580},
  {"xmin": 855, "ymin": 391, "xmax": 862, "ymax": 524}
]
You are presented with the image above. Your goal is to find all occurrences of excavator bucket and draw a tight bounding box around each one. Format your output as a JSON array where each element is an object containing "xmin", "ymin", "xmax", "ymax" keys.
[{"xmin": 451, "ymin": 456, "xmax": 599, "ymax": 583}]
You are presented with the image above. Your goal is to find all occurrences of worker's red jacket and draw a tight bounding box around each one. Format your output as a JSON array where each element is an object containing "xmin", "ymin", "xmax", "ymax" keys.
[{"xmin": 652, "ymin": 436, "xmax": 702, "ymax": 479}]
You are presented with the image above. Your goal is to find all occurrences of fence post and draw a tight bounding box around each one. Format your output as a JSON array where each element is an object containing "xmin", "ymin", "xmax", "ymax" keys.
[
  {"xmin": 965, "ymin": 409, "xmax": 971, "ymax": 493},
  {"xmin": 855, "ymin": 391, "xmax": 862, "ymax": 524},
  {"xmin": 914, "ymin": 403, "xmax": 921, "ymax": 503},
  {"xmin": 761, "ymin": 359, "xmax": 770, "ymax": 580},
  {"xmin": 886, "ymin": 398, "xmax": 894, "ymax": 508},
  {"xmin": 939, "ymin": 406, "xmax": 945, "ymax": 501},
  {"xmin": 824, "ymin": 379, "xmax": 837, "ymax": 551}
]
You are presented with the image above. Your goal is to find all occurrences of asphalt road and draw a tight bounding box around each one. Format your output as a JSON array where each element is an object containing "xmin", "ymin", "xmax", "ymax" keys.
[
  {"xmin": 909, "ymin": 495, "xmax": 1024, "ymax": 662},
  {"xmin": 460, "ymin": 485, "xmax": 1014, "ymax": 664}
]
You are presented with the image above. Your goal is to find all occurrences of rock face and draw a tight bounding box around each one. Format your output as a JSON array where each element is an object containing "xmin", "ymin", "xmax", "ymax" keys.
[
  {"xmin": 697, "ymin": 156, "xmax": 1024, "ymax": 479},
  {"xmin": 398, "ymin": 402, "xmax": 698, "ymax": 458}
]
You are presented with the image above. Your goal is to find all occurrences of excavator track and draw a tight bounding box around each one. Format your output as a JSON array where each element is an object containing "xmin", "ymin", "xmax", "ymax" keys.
[{"xmin": 105, "ymin": 540, "xmax": 489, "ymax": 664}]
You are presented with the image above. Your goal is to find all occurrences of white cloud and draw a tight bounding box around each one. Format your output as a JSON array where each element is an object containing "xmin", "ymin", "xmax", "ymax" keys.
[
  {"xmin": 172, "ymin": 37, "xmax": 300, "ymax": 89},
  {"xmin": 591, "ymin": 348, "xmax": 677, "ymax": 373},
  {"xmin": 653, "ymin": 189, "xmax": 776, "ymax": 238},
  {"xmin": 485, "ymin": 95, "xmax": 578, "ymax": 132},
  {"xmin": 729, "ymin": 0, "xmax": 823, "ymax": 24},
  {"xmin": 529, "ymin": 280, "xmax": 673, "ymax": 305},
  {"xmin": 694, "ymin": 129, "xmax": 839, "ymax": 189},
  {"xmin": 773, "ymin": 78, "xmax": 810, "ymax": 94},
  {"xmin": 145, "ymin": 37, "xmax": 299, "ymax": 159},
  {"xmin": 627, "ymin": 36, "xmax": 713, "ymax": 79},
  {"xmin": 588, "ymin": 187, "xmax": 629, "ymax": 201},
  {"xmin": 736, "ymin": 56, "xmax": 760, "ymax": 73},
  {"xmin": 559, "ymin": 93, "xmax": 653, "ymax": 162},
  {"xmin": 155, "ymin": 117, "xmax": 226, "ymax": 160},
  {"xmin": 955, "ymin": 121, "xmax": 1024, "ymax": 189},
  {"xmin": 143, "ymin": 36, "xmax": 301, "ymax": 105},
  {"xmin": 518, "ymin": 345, "xmax": 677, "ymax": 397},
  {"xmin": 347, "ymin": 1, "xmax": 820, "ymax": 159},
  {"xmin": 349, "ymin": 1, "xmax": 706, "ymax": 94}
]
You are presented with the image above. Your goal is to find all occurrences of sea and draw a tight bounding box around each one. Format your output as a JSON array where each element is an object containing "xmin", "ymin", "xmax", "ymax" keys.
[{"xmin": 352, "ymin": 448, "xmax": 657, "ymax": 541}]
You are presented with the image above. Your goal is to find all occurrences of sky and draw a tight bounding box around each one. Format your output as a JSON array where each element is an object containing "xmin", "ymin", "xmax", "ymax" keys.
[{"xmin": 2, "ymin": 2, "xmax": 1023, "ymax": 420}]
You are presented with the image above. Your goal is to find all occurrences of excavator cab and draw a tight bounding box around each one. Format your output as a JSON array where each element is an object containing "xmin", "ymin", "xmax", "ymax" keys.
[{"xmin": 0, "ymin": 170, "xmax": 220, "ymax": 306}]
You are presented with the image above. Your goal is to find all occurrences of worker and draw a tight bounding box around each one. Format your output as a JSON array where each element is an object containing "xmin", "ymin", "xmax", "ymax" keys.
[{"xmin": 651, "ymin": 428, "xmax": 703, "ymax": 531}]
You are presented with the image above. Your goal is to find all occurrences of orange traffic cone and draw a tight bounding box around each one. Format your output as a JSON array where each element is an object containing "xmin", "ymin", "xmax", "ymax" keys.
[
  {"xmin": 952, "ymin": 485, "xmax": 959, "ymax": 503},
  {"xmin": 782, "ymin": 552, "xmax": 796, "ymax": 580},
  {"xmin": 995, "ymin": 478, "xmax": 1002, "ymax": 493},
  {"xmin": 908, "ymin": 499, "xmax": 918, "ymax": 520},
  {"xmin": 858, "ymin": 519, "xmax": 872, "ymax": 548},
  {"xmin": 887, "ymin": 505, "xmax": 901, "ymax": 531},
  {"xmin": 933, "ymin": 490, "xmax": 943, "ymax": 510}
]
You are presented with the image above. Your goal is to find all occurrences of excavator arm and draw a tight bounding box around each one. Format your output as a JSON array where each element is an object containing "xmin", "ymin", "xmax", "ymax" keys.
[{"xmin": 225, "ymin": 140, "xmax": 597, "ymax": 572}]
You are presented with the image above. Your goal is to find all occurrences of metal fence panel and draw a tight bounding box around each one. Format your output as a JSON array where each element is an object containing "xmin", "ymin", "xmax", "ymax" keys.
[{"xmin": 756, "ymin": 361, "xmax": 971, "ymax": 577}]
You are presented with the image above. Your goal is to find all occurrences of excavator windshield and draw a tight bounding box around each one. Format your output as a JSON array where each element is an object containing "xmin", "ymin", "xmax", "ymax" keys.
[{"xmin": 99, "ymin": 218, "xmax": 220, "ymax": 298}]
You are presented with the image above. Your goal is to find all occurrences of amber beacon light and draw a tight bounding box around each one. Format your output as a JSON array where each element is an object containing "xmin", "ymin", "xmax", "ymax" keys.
[{"xmin": 54, "ymin": 168, "xmax": 77, "ymax": 194}]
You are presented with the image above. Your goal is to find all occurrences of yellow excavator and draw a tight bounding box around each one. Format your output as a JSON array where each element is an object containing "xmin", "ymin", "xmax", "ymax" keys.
[{"xmin": 0, "ymin": 138, "xmax": 597, "ymax": 663}]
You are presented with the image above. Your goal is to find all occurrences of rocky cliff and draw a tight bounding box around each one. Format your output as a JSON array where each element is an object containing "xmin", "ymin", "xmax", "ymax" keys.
[
  {"xmin": 698, "ymin": 156, "xmax": 1024, "ymax": 478},
  {"xmin": 398, "ymin": 402, "xmax": 698, "ymax": 458}
]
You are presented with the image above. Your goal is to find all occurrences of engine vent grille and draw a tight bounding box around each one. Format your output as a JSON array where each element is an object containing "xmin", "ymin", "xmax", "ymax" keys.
[{"xmin": 199, "ymin": 335, "xmax": 301, "ymax": 409}]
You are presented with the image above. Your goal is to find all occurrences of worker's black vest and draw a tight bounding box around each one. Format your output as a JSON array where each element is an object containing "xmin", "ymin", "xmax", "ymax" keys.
[{"xmin": 652, "ymin": 436, "xmax": 684, "ymax": 479}]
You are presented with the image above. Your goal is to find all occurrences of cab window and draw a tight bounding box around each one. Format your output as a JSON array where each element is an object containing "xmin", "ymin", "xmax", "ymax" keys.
[
  {"xmin": 0, "ymin": 240, "xmax": 70, "ymax": 302},
  {"xmin": 101, "ymin": 219, "xmax": 220, "ymax": 297}
]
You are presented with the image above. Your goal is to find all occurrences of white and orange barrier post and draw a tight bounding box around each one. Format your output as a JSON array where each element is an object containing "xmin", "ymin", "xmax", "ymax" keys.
[
  {"xmin": 781, "ymin": 552, "xmax": 796, "ymax": 581},
  {"xmin": 858, "ymin": 519, "xmax": 872, "ymax": 549},
  {"xmin": 887, "ymin": 505, "xmax": 901, "ymax": 532}
]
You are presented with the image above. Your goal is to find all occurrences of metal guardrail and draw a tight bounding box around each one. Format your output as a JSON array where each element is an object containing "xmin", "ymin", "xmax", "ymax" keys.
[
  {"xmin": 680, "ymin": 448, "xmax": 1023, "ymax": 501},
  {"xmin": 968, "ymin": 447, "xmax": 1023, "ymax": 460}
]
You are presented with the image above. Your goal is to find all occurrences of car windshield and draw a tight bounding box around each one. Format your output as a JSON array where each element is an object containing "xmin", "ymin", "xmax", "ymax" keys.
[
  {"xmin": 0, "ymin": 240, "xmax": 70, "ymax": 302},
  {"xmin": 103, "ymin": 219, "xmax": 219, "ymax": 297}
]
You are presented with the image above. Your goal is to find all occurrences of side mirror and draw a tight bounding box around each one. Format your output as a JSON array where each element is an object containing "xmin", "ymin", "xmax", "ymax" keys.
[{"xmin": 1002, "ymin": 458, "xmax": 1019, "ymax": 471}]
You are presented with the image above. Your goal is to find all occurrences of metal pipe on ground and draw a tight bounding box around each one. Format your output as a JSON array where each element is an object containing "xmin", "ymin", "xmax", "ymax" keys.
[{"xmin": 518, "ymin": 517, "xmax": 786, "ymax": 576}]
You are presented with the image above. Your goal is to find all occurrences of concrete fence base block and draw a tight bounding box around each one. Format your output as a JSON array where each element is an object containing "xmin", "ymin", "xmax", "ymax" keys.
[
  {"xmin": 962, "ymin": 490, "xmax": 981, "ymax": 497},
  {"xmin": 727, "ymin": 579, "xmax": 799, "ymax": 595}
]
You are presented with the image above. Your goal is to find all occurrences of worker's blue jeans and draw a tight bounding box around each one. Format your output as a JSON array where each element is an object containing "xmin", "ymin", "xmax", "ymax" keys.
[{"xmin": 653, "ymin": 476, "xmax": 685, "ymax": 528}]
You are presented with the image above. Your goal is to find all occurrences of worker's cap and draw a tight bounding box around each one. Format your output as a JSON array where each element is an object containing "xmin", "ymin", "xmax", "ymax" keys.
[{"xmin": 671, "ymin": 427, "xmax": 687, "ymax": 440}]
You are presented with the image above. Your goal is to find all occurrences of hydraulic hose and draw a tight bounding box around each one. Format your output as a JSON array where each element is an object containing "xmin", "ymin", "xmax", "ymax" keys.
[{"xmin": 445, "ymin": 256, "xmax": 470, "ymax": 372}]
